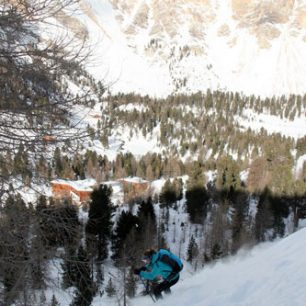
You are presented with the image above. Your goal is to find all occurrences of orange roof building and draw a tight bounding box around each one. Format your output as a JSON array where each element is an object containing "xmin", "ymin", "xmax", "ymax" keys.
[{"xmin": 51, "ymin": 178, "xmax": 97, "ymax": 204}]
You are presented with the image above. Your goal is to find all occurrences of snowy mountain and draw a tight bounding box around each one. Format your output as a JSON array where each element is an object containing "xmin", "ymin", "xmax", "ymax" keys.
[
  {"xmin": 62, "ymin": 0, "xmax": 306, "ymax": 97},
  {"xmin": 130, "ymin": 227, "xmax": 306, "ymax": 306}
]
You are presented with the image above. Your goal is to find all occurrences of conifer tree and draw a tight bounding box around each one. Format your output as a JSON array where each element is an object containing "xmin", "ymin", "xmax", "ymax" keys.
[
  {"xmin": 100, "ymin": 129, "xmax": 109, "ymax": 148},
  {"xmin": 86, "ymin": 185, "xmax": 113, "ymax": 261},
  {"xmin": 270, "ymin": 160, "xmax": 294, "ymax": 196},
  {"xmin": 105, "ymin": 278, "xmax": 116, "ymax": 297},
  {"xmin": 62, "ymin": 248, "xmax": 78, "ymax": 289},
  {"xmin": 2, "ymin": 195, "xmax": 30, "ymax": 304},
  {"xmin": 96, "ymin": 263, "xmax": 104, "ymax": 287},
  {"xmin": 70, "ymin": 245, "xmax": 95, "ymax": 306},
  {"xmin": 160, "ymin": 179, "xmax": 177, "ymax": 208},
  {"xmin": 125, "ymin": 267, "xmax": 137, "ymax": 298},
  {"xmin": 137, "ymin": 197, "xmax": 157, "ymax": 251},
  {"xmin": 211, "ymin": 243, "xmax": 222, "ymax": 260},
  {"xmin": 0, "ymin": 154, "xmax": 10, "ymax": 179},
  {"xmin": 111, "ymin": 211, "xmax": 139, "ymax": 261},
  {"xmin": 231, "ymin": 192, "xmax": 249, "ymax": 253},
  {"xmin": 186, "ymin": 185, "xmax": 210, "ymax": 224},
  {"xmin": 187, "ymin": 235, "xmax": 199, "ymax": 263},
  {"xmin": 50, "ymin": 294, "xmax": 59, "ymax": 306},
  {"xmin": 216, "ymin": 155, "xmax": 241, "ymax": 192},
  {"xmin": 72, "ymin": 154, "xmax": 86, "ymax": 179},
  {"xmin": 36, "ymin": 155, "xmax": 48, "ymax": 179},
  {"xmin": 255, "ymin": 188, "xmax": 274, "ymax": 242},
  {"xmin": 270, "ymin": 197, "xmax": 289, "ymax": 238},
  {"xmin": 53, "ymin": 147, "xmax": 63, "ymax": 177},
  {"xmin": 29, "ymin": 233, "xmax": 46, "ymax": 289}
]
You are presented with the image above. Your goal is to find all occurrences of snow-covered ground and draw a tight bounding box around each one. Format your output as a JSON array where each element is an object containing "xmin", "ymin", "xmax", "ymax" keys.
[
  {"xmin": 129, "ymin": 228, "xmax": 306, "ymax": 306},
  {"xmin": 236, "ymin": 109, "xmax": 306, "ymax": 140}
]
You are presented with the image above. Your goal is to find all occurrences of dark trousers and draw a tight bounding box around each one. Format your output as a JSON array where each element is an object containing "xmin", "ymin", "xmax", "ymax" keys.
[{"xmin": 152, "ymin": 276, "xmax": 179, "ymax": 299}]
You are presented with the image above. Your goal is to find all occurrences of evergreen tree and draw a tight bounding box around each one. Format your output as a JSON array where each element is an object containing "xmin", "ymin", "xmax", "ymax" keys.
[
  {"xmin": 36, "ymin": 155, "xmax": 48, "ymax": 178},
  {"xmin": 187, "ymin": 235, "xmax": 199, "ymax": 263},
  {"xmin": 216, "ymin": 155, "xmax": 241, "ymax": 192},
  {"xmin": 111, "ymin": 211, "xmax": 139, "ymax": 261},
  {"xmin": 125, "ymin": 267, "xmax": 137, "ymax": 298},
  {"xmin": 100, "ymin": 129, "xmax": 109, "ymax": 148},
  {"xmin": 70, "ymin": 245, "xmax": 95, "ymax": 306},
  {"xmin": 96, "ymin": 263, "xmax": 104, "ymax": 287},
  {"xmin": 160, "ymin": 179, "xmax": 177, "ymax": 208},
  {"xmin": 186, "ymin": 186, "xmax": 210, "ymax": 224},
  {"xmin": 173, "ymin": 178, "xmax": 184, "ymax": 201},
  {"xmin": 61, "ymin": 248, "xmax": 78, "ymax": 289},
  {"xmin": 296, "ymin": 136, "xmax": 306, "ymax": 158},
  {"xmin": 54, "ymin": 147, "xmax": 63, "ymax": 177},
  {"xmin": 255, "ymin": 188, "xmax": 274, "ymax": 242},
  {"xmin": 39, "ymin": 292, "xmax": 47, "ymax": 305},
  {"xmin": 211, "ymin": 243, "xmax": 222, "ymax": 260},
  {"xmin": 114, "ymin": 154, "xmax": 125, "ymax": 179},
  {"xmin": 105, "ymin": 278, "xmax": 116, "ymax": 297},
  {"xmin": 2, "ymin": 195, "xmax": 30, "ymax": 304},
  {"xmin": 50, "ymin": 294, "xmax": 59, "ymax": 306},
  {"xmin": 30, "ymin": 233, "xmax": 46, "ymax": 289},
  {"xmin": 231, "ymin": 191, "xmax": 249, "ymax": 253},
  {"xmin": 86, "ymin": 185, "xmax": 113, "ymax": 261},
  {"xmin": 185, "ymin": 162, "xmax": 210, "ymax": 223},
  {"xmin": 72, "ymin": 154, "xmax": 85, "ymax": 179},
  {"xmin": 270, "ymin": 197, "xmax": 289, "ymax": 238},
  {"xmin": 270, "ymin": 160, "xmax": 294, "ymax": 196},
  {"xmin": 0, "ymin": 154, "xmax": 10, "ymax": 179},
  {"xmin": 136, "ymin": 197, "xmax": 157, "ymax": 252}
]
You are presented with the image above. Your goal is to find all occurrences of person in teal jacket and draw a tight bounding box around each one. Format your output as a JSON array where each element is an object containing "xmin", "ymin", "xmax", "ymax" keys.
[{"xmin": 134, "ymin": 248, "xmax": 183, "ymax": 300}]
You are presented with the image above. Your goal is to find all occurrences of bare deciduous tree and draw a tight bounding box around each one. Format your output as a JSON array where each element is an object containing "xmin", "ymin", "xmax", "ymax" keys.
[
  {"xmin": 0, "ymin": 0, "xmax": 96, "ymax": 156},
  {"xmin": 0, "ymin": 1, "xmax": 101, "ymax": 304}
]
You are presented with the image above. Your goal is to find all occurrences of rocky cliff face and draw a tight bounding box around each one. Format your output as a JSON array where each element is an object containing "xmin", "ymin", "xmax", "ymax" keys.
[
  {"xmin": 109, "ymin": 0, "xmax": 306, "ymax": 51},
  {"xmin": 71, "ymin": 0, "xmax": 306, "ymax": 97},
  {"xmin": 231, "ymin": 0, "xmax": 306, "ymax": 47}
]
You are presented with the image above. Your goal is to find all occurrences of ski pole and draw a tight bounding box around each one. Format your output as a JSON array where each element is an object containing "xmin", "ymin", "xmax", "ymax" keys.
[{"xmin": 140, "ymin": 278, "xmax": 156, "ymax": 303}]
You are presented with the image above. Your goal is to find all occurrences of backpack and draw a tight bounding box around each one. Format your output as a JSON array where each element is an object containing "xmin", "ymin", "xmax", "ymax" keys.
[{"xmin": 158, "ymin": 249, "xmax": 183, "ymax": 276}]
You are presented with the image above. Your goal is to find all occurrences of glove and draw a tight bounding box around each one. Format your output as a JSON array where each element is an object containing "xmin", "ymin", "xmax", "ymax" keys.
[
  {"xmin": 133, "ymin": 268, "xmax": 141, "ymax": 275},
  {"xmin": 134, "ymin": 266, "xmax": 146, "ymax": 275}
]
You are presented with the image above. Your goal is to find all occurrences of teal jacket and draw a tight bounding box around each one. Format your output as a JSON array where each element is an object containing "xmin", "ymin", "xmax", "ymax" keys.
[{"xmin": 139, "ymin": 249, "xmax": 183, "ymax": 282}]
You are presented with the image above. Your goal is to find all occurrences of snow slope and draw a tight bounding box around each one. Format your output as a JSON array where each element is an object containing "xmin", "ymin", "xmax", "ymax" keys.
[
  {"xmin": 74, "ymin": 0, "xmax": 172, "ymax": 97},
  {"xmin": 131, "ymin": 228, "xmax": 306, "ymax": 306}
]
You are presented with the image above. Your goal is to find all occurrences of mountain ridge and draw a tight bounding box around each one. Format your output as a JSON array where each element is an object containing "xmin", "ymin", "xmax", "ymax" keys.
[{"xmin": 66, "ymin": 0, "xmax": 306, "ymax": 98}]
